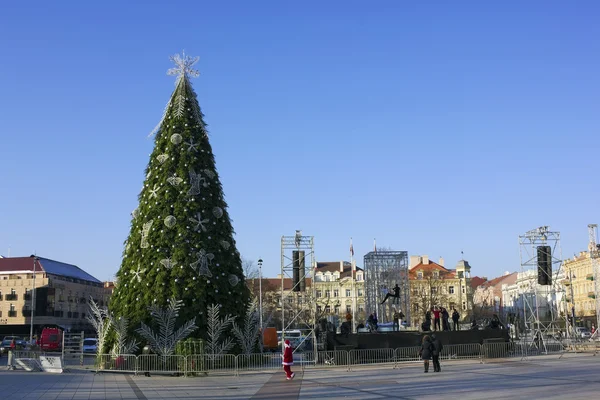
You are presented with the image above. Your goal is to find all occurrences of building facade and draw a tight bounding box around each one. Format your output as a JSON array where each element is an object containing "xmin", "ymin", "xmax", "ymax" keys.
[
  {"xmin": 562, "ymin": 251, "xmax": 596, "ymax": 324},
  {"xmin": 472, "ymin": 272, "xmax": 518, "ymax": 319},
  {"xmin": 0, "ymin": 256, "xmax": 111, "ymax": 335},
  {"xmin": 313, "ymin": 261, "xmax": 366, "ymax": 323},
  {"xmin": 408, "ymin": 255, "xmax": 474, "ymax": 327}
]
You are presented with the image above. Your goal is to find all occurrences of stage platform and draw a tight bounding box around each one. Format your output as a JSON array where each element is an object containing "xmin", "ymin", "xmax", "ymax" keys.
[{"xmin": 327, "ymin": 329, "xmax": 509, "ymax": 350}]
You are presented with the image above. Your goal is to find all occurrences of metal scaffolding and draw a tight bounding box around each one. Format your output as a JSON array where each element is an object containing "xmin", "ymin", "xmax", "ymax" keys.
[
  {"xmin": 364, "ymin": 251, "xmax": 410, "ymax": 324},
  {"xmin": 280, "ymin": 231, "xmax": 317, "ymax": 354},
  {"xmin": 518, "ymin": 226, "xmax": 566, "ymax": 353}
]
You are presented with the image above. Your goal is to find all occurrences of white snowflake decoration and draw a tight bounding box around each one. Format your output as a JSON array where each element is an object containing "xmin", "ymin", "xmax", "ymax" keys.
[
  {"xmin": 157, "ymin": 154, "xmax": 169, "ymax": 164},
  {"xmin": 203, "ymin": 169, "xmax": 216, "ymax": 179},
  {"xmin": 131, "ymin": 208, "xmax": 140, "ymax": 219},
  {"xmin": 131, "ymin": 265, "xmax": 146, "ymax": 283},
  {"xmin": 167, "ymin": 51, "xmax": 200, "ymax": 81},
  {"xmin": 141, "ymin": 220, "xmax": 154, "ymax": 249},
  {"xmin": 149, "ymin": 184, "xmax": 160, "ymax": 198},
  {"xmin": 185, "ymin": 139, "xmax": 198, "ymax": 152},
  {"xmin": 189, "ymin": 212, "xmax": 208, "ymax": 232},
  {"xmin": 220, "ymin": 240, "xmax": 230, "ymax": 250}
]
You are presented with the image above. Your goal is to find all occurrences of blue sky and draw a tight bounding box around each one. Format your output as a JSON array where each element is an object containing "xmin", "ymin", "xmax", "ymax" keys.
[{"xmin": 0, "ymin": 1, "xmax": 598, "ymax": 281}]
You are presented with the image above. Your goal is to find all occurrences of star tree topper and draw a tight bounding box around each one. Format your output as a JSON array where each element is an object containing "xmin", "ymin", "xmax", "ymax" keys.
[{"xmin": 167, "ymin": 51, "xmax": 200, "ymax": 83}]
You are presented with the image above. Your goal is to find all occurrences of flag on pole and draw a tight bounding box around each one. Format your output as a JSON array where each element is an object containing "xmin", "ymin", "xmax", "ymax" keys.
[
  {"xmin": 374, "ymin": 238, "xmax": 377, "ymax": 254},
  {"xmin": 350, "ymin": 238, "xmax": 354, "ymax": 258}
]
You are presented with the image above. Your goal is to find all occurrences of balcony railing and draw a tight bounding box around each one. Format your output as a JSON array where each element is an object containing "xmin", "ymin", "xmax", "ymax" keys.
[
  {"xmin": 588, "ymin": 292, "xmax": 596, "ymax": 299},
  {"xmin": 586, "ymin": 274, "xmax": 594, "ymax": 281},
  {"xmin": 8, "ymin": 311, "xmax": 17, "ymax": 318},
  {"xmin": 6, "ymin": 294, "xmax": 18, "ymax": 301}
]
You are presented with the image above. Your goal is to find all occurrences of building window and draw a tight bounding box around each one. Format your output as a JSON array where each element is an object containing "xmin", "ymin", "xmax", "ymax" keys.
[
  {"xmin": 433, "ymin": 271, "xmax": 439, "ymax": 279},
  {"xmin": 325, "ymin": 275, "xmax": 331, "ymax": 282},
  {"xmin": 346, "ymin": 289, "xmax": 351, "ymax": 297},
  {"xmin": 333, "ymin": 290, "xmax": 339, "ymax": 298},
  {"xmin": 417, "ymin": 272, "xmax": 423, "ymax": 280},
  {"xmin": 315, "ymin": 275, "xmax": 322, "ymax": 282},
  {"xmin": 316, "ymin": 290, "xmax": 322, "ymax": 298},
  {"xmin": 346, "ymin": 305, "xmax": 351, "ymax": 314},
  {"xmin": 458, "ymin": 271, "xmax": 464, "ymax": 279},
  {"xmin": 358, "ymin": 289, "xmax": 363, "ymax": 297},
  {"xmin": 317, "ymin": 306, "xmax": 322, "ymax": 313},
  {"xmin": 357, "ymin": 274, "xmax": 363, "ymax": 281},
  {"xmin": 462, "ymin": 301, "xmax": 467, "ymax": 310},
  {"xmin": 462, "ymin": 286, "xmax": 466, "ymax": 294},
  {"xmin": 334, "ymin": 305, "xmax": 340, "ymax": 314},
  {"xmin": 287, "ymin": 297, "xmax": 293, "ymax": 304},
  {"xmin": 325, "ymin": 305, "xmax": 331, "ymax": 314},
  {"xmin": 358, "ymin": 305, "xmax": 364, "ymax": 312},
  {"xmin": 297, "ymin": 297, "xmax": 302, "ymax": 305},
  {"xmin": 325, "ymin": 290, "xmax": 331, "ymax": 298},
  {"xmin": 431, "ymin": 287, "xmax": 437, "ymax": 294},
  {"xmin": 449, "ymin": 286, "xmax": 455, "ymax": 294}
]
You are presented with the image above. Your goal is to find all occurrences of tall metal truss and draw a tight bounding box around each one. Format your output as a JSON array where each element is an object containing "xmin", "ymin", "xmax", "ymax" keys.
[
  {"xmin": 280, "ymin": 231, "xmax": 317, "ymax": 355},
  {"xmin": 518, "ymin": 226, "xmax": 566, "ymax": 353},
  {"xmin": 364, "ymin": 251, "xmax": 410, "ymax": 324},
  {"xmin": 589, "ymin": 224, "xmax": 600, "ymax": 331}
]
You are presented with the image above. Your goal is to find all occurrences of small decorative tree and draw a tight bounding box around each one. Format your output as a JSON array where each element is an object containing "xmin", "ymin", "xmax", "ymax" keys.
[
  {"xmin": 136, "ymin": 298, "xmax": 197, "ymax": 357},
  {"xmin": 205, "ymin": 304, "xmax": 235, "ymax": 359},
  {"xmin": 110, "ymin": 315, "xmax": 139, "ymax": 356},
  {"xmin": 87, "ymin": 297, "xmax": 112, "ymax": 364},
  {"xmin": 232, "ymin": 299, "xmax": 261, "ymax": 355}
]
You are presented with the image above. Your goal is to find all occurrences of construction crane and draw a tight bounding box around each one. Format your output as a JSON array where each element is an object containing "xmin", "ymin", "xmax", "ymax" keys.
[{"xmin": 590, "ymin": 224, "xmax": 600, "ymax": 331}]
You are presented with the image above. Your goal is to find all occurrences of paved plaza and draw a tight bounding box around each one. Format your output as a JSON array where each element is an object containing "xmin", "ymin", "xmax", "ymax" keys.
[{"xmin": 1, "ymin": 353, "xmax": 600, "ymax": 399}]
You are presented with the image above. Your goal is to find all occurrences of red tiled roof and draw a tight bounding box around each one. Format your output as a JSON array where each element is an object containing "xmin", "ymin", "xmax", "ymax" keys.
[
  {"xmin": 408, "ymin": 261, "xmax": 456, "ymax": 279},
  {"xmin": 470, "ymin": 276, "xmax": 487, "ymax": 289},
  {"xmin": 247, "ymin": 277, "xmax": 313, "ymax": 292},
  {"xmin": 479, "ymin": 272, "xmax": 517, "ymax": 289},
  {"xmin": 316, "ymin": 262, "xmax": 363, "ymax": 279},
  {"xmin": 0, "ymin": 257, "xmax": 43, "ymax": 273}
]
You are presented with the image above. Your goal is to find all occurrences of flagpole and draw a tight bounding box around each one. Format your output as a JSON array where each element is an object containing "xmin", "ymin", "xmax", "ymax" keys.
[{"xmin": 350, "ymin": 238, "xmax": 356, "ymax": 333}]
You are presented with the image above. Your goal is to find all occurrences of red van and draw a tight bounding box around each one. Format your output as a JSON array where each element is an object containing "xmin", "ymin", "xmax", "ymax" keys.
[{"xmin": 39, "ymin": 327, "xmax": 63, "ymax": 352}]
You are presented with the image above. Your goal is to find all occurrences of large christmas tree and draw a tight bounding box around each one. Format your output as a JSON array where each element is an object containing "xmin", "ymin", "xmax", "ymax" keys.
[{"xmin": 109, "ymin": 53, "xmax": 250, "ymax": 341}]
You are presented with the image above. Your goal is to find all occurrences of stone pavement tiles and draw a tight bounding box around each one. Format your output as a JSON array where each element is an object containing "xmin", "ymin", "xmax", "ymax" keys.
[{"xmin": 1, "ymin": 354, "xmax": 600, "ymax": 399}]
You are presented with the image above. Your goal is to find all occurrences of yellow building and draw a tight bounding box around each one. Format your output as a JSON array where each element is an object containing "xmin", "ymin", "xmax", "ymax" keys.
[
  {"xmin": 562, "ymin": 251, "xmax": 596, "ymax": 322},
  {"xmin": 313, "ymin": 261, "xmax": 366, "ymax": 322},
  {"xmin": 0, "ymin": 256, "xmax": 111, "ymax": 335},
  {"xmin": 408, "ymin": 255, "xmax": 474, "ymax": 327}
]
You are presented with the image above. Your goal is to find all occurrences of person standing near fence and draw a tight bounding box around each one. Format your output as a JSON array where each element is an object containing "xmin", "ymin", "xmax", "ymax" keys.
[
  {"xmin": 282, "ymin": 339, "xmax": 295, "ymax": 380},
  {"xmin": 419, "ymin": 335, "xmax": 434, "ymax": 373},
  {"xmin": 452, "ymin": 308, "xmax": 460, "ymax": 331},
  {"xmin": 432, "ymin": 306, "xmax": 441, "ymax": 331},
  {"xmin": 431, "ymin": 334, "xmax": 443, "ymax": 372}
]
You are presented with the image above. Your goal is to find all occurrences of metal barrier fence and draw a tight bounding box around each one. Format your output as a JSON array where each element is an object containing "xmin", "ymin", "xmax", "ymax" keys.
[{"xmin": 8, "ymin": 341, "xmax": 586, "ymax": 376}]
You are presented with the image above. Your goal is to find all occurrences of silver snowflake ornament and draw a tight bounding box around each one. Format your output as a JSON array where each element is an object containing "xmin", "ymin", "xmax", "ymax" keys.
[
  {"xmin": 131, "ymin": 265, "xmax": 147, "ymax": 283},
  {"xmin": 167, "ymin": 51, "xmax": 200, "ymax": 81}
]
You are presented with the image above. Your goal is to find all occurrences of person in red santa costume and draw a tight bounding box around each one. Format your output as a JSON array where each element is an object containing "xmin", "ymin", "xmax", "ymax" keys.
[{"xmin": 282, "ymin": 339, "xmax": 295, "ymax": 380}]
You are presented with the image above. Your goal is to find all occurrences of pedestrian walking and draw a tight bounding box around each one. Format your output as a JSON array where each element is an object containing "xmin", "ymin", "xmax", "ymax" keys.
[
  {"xmin": 431, "ymin": 334, "xmax": 443, "ymax": 372},
  {"xmin": 419, "ymin": 335, "xmax": 434, "ymax": 373},
  {"xmin": 282, "ymin": 339, "xmax": 295, "ymax": 380},
  {"xmin": 432, "ymin": 306, "xmax": 441, "ymax": 331}
]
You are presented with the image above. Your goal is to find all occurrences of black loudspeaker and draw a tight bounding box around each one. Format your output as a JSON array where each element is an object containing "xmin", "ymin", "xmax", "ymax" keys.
[
  {"xmin": 537, "ymin": 246, "xmax": 552, "ymax": 285},
  {"xmin": 292, "ymin": 251, "xmax": 306, "ymax": 292}
]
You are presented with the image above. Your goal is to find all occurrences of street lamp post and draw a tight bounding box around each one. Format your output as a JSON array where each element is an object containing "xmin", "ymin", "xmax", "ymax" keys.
[
  {"xmin": 29, "ymin": 256, "xmax": 39, "ymax": 344},
  {"xmin": 258, "ymin": 259, "xmax": 263, "ymax": 330}
]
